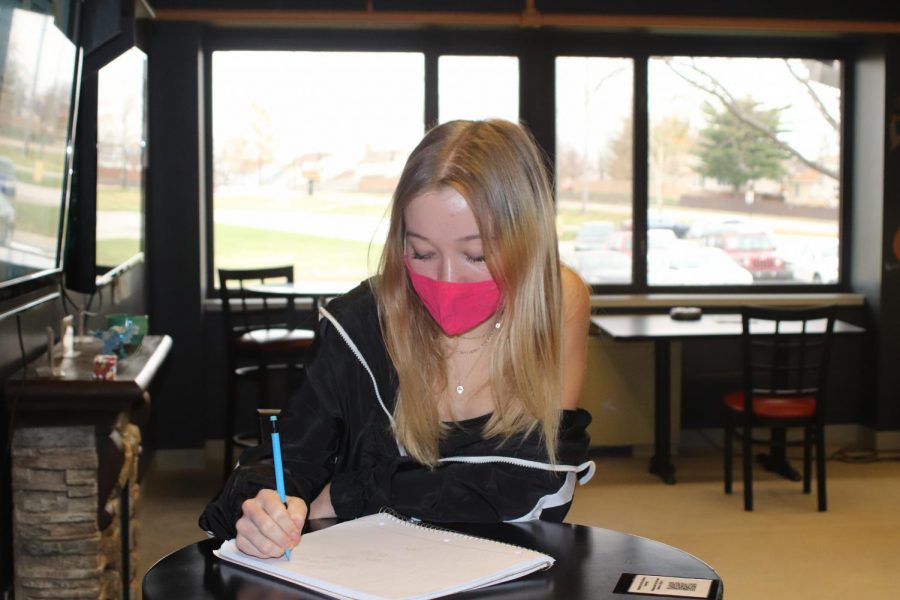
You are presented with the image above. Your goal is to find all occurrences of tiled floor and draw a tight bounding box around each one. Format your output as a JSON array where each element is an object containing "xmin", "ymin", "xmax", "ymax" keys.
[{"xmin": 138, "ymin": 443, "xmax": 900, "ymax": 600}]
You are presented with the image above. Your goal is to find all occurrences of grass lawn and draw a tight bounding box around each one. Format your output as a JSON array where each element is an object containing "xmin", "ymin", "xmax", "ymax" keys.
[
  {"xmin": 97, "ymin": 187, "xmax": 142, "ymax": 211},
  {"xmin": 0, "ymin": 142, "xmax": 65, "ymax": 188},
  {"xmin": 98, "ymin": 239, "xmax": 142, "ymax": 267},
  {"xmin": 11, "ymin": 200, "xmax": 62, "ymax": 234},
  {"xmin": 214, "ymin": 191, "xmax": 391, "ymax": 219},
  {"xmin": 214, "ymin": 222, "xmax": 381, "ymax": 282}
]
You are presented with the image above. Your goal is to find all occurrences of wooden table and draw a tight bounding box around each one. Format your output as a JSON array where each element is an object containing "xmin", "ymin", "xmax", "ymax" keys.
[
  {"xmin": 143, "ymin": 519, "xmax": 723, "ymax": 600},
  {"xmin": 592, "ymin": 313, "xmax": 864, "ymax": 484}
]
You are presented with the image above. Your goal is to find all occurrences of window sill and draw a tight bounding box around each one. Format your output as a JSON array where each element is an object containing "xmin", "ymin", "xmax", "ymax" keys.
[{"xmin": 590, "ymin": 292, "xmax": 865, "ymax": 309}]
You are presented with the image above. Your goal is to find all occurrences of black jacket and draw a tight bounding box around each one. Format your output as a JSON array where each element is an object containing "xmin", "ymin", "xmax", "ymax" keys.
[{"xmin": 200, "ymin": 280, "xmax": 594, "ymax": 540}]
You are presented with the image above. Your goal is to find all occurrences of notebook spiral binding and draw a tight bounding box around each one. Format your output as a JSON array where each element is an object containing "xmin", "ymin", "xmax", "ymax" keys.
[{"xmin": 375, "ymin": 507, "xmax": 551, "ymax": 562}]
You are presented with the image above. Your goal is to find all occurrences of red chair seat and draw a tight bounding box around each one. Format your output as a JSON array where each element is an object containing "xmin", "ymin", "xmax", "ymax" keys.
[
  {"xmin": 723, "ymin": 391, "xmax": 817, "ymax": 419},
  {"xmin": 237, "ymin": 328, "xmax": 315, "ymax": 352}
]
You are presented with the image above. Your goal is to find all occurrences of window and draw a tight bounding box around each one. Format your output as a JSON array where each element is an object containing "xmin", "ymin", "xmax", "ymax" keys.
[
  {"xmin": 438, "ymin": 56, "xmax": 519, "ymax": 123},
  {"xmin": 211, "ymin": 51, "xmax": 424, "ymax": 284},
  {"xmin": 555, "ymin": 57, "xmax": 634, "ymax": 285},
  {"xmin": 647, "ymin": 57, "xmax": 841, "ymax": 286},
  {"xmin": 96, "ymin": 47, "xmax": 146, "ymax": 268},
  {"xmin": 205, "ymin": 33, "xmax": 848, "ymax": 294}
]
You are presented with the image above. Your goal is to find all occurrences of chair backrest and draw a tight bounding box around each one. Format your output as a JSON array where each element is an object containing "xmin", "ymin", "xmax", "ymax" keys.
[
  {"xmin": 218, "ymin": 266, "xmax": 296, "ymax": 339},
  {"xmin": 739, "ymin": 305, "xmax": 837, "ymax": 418}
]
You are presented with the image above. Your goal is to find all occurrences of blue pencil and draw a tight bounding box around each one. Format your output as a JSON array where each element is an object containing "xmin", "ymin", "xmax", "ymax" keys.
[{"xmin": 270, "ymin": 415, "xmax": 291, "ymax": 560}]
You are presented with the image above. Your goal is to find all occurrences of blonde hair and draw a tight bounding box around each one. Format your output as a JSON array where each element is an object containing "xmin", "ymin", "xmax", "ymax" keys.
[{"xmin": 375, "ymin": 119, "xmax": 563, "ymax": 466}]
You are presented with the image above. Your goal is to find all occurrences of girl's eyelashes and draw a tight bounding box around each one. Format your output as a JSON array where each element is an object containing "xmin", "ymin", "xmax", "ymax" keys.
[
  {"xmin": 412, "ymin": 253, "xmax": 485, "ymax": 263},
  {"xmin": 407, "ymin": 248, "xmax": 485, "ymax": 263}
]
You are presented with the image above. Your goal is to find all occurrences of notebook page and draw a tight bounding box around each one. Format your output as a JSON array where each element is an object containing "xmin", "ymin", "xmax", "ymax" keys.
[{"xmin": 214, "ymin": 512, "xmax": 554, "ymax": 600}]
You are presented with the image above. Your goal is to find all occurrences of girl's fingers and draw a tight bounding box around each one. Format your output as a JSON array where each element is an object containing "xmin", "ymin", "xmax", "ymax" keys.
[
  {"xmin": 286, "ymin": 496, "xmax": 308, "ymax": 530},
  {"xmin": 238, "ymin": 491, "xmax": 297, "ymax": 553}
]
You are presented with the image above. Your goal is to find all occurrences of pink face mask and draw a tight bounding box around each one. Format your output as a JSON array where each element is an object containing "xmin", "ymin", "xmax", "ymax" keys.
[{"xmin": 404, "ymin": 259, "xmax": 502, "ymax": 336}]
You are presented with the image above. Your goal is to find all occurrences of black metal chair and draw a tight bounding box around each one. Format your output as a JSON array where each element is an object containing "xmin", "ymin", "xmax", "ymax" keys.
[
  {"xmin": 219, "ymin": 266, "xmax": 315, "ymax": 480},
  {"xmin": 723, "ymin": 305, "xmax": 836, "ymax": 511}
]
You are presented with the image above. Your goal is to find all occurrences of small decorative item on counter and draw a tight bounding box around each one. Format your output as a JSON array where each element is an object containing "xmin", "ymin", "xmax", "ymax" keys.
[
  {"xmin": 92, "ymin": 354, "xmax": 118, "ymax": 381},
  {"xmin": 46, "ymin": 326, "xmax": 63, "ymax": 377},
  {"xmin": 93, "ymin": 319, "xmax": 140, "ymax": 358},
  {"xmin": 60, "ymin": 314, "xmax": 77, "ymax": 357},
  {"xmin": 105, "ymin": 314, "xmax": 148, "ymax": 353}
]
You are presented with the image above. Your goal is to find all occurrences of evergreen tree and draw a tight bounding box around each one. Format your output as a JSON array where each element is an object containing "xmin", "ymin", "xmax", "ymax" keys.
[{"xmin": 693, "ymin": 97, "xmax": 790, "ymax": 196}]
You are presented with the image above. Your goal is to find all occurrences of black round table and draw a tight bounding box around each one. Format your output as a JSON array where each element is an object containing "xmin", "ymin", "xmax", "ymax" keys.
[{"xmin": 143, "ymin": 520, "xmax": 722, "ymax": 599}]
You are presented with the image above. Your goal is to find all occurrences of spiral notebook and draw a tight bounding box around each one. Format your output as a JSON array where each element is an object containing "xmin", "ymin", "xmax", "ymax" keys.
[{"xmin": 214, "ymin": 511, "xmax": 554, "ymax": 600}]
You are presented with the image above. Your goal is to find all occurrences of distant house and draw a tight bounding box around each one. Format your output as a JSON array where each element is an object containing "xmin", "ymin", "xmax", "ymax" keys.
[
  {"xmin": 354, "ymin": 146, "xmax": 406, "ymax": 192},
  {"xmin": 783, "ymin": 161, "xmax": 839, "ymax": 208}
]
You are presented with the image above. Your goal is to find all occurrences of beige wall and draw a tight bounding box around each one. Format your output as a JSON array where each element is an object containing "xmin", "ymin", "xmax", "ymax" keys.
[{"xmin": 578, "ymin": 335, "xmax": 682, "ymax": 454}]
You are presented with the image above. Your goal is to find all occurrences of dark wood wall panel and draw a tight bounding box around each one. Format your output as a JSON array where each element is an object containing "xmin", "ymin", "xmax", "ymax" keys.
[
  {"xmin": 877, "ymin": 39, "xmax": 900, "ymax": 430},
  {"xmin": 145, "ymin": 22, "xmax": 208, "ymax": 450},
  {"xmin": 536, "ymin": 1, "xmax": 900, "ymax": 22}
]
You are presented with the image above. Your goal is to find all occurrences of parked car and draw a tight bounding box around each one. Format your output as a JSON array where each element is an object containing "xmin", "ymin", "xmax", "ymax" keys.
[
  {"xmin": 573, "ymin": 221, "xmax": 615, "ymax": 252},
  {"xmin": 692, "ymin": 227, "xmax": 791, "ymax": 281},
  {"xmin": 0, "ymin": 157, "xmax": 16, "ymax": 198},
  {"xmin": 605, "ymin": 228, "xmax": 678, "ymax": 256},
  {"xmin": 622, "ymin": 213, "xmax": 691, "ymax": 238},
  {"xmin": 684, "ymin": 217, "xmax": 751, "ymax": 239},
  {"xmin": 791, "ymin": 239, "xmax": 839, "ymax": 284},
  {"xmin": 0, "ymin": 192, "xmax": 15, "ymax": 246},
  {"xmin": 649, "ymin": 242, "xmax": 754, "ymax": 286},
  {"xmin": 573, "ymin": 249, "xmax": 631, "ymax": 284}
]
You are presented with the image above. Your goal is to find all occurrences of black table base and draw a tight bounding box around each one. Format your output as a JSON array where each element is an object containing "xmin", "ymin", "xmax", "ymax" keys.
[{"xmin": 651, "ymin": 340, "xmax": 677, "ymax": 485}]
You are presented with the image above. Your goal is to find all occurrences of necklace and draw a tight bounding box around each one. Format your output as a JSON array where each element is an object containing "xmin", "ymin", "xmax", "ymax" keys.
[
  {"xmin": 457, "ymin": 320, "xmax": 501, "ymax": 341},
  {"xmin": 453, "ymin": 321, "xmax": 500, "ymax": 355},
  {"xmin": 453, "ymin": 322, "xmax": 499, "ymax": 395}
]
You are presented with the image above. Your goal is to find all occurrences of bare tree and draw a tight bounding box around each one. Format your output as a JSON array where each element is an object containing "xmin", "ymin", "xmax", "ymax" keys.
[
  {"xmin": 250, "ymin": 101, "xmax": 274, "ymax": 185},
  {"xmin": 785, "ymin": 59, "xmax": 839, "ymax": 131},
  {"xmin": 650, "ymin": 115, "xmax": 693, "ymax": 209},
  {"xmin": 662, "ymin": 58, "xmax": 838, "ymax": 180},
  {"xmin": 580, "ymin": 63, "xmax": 627, "ymax": 213}
]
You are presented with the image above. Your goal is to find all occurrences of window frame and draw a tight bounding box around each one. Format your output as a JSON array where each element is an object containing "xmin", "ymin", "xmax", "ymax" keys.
[{"xmin": 200, "ymin": 26, "xmax": 856, "ymax": 296}]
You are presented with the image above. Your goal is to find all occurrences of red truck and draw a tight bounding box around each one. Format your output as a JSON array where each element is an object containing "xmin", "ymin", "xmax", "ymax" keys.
[{"xmin": 693, "ymin": 228, "xmax": 791, "ymax": 281}]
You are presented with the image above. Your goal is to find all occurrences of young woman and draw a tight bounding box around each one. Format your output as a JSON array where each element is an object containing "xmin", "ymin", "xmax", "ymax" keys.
[{"xmin": 200, "ymin": 119, "xmax": 594, "ymax": 559}]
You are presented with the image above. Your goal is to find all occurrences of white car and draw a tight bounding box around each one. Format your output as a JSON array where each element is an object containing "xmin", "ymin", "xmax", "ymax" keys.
[
  {"xmin": 649, "ymin": 243, "xmax": 754, "ymax": 286},
  {"xmin": 791, "ymin": 240, "xmax": 839, "ymax": 284},
  {"xmin": 574, "ymin": 221, "xmax": 615, "ymax": 252},
  {"xmin": 573, "ymin": 249, "xmax": 631, "ymax": 285}
]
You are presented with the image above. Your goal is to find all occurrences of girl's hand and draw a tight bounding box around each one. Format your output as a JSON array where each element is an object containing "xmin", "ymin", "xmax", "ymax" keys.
[{"xmin": 235, "ymin": 489, "xmax": 307, "ymax": 558}]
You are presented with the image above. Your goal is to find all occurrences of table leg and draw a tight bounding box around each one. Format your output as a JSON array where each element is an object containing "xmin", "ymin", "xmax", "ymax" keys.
[
  {"xmin": 649, "ymin": 339, "xmax": 676, "ymax": 484},
  {"xmin": 756, "ymin": 428, "xmax": 802, "ymax": 481}
]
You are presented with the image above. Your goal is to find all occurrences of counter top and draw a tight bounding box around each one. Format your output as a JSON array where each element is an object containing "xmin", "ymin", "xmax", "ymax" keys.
[{"xmin": 4, "ymin": 334, "xmax": 172, "ymax": 417}]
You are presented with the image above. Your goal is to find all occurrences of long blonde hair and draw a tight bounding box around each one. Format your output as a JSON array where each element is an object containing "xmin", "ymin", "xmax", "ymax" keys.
[{"xmin": 375, "ymin": 119, "xmax": 563, "ymax": 466}]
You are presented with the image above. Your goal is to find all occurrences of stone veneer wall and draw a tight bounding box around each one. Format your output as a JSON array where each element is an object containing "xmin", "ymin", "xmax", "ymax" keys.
[{"xmin": 11, "ymin": 421, "xmax": 141, "ymax": 599}]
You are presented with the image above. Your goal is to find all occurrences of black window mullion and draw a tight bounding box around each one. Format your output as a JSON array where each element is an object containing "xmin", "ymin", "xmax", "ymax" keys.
[
  {"xmin": 425, "ymin": 50, "xmax": 438, "ymax": 129},
  {"xmin": 632, "ymin": 55, "xmax": 649, "ymax": 290},
  {"xmin": 519, "ymin": 35, "xmax": 556, "ymax": 189},
  {"xmin": 838, "ymin": 57, "xmax": 854, "ymax": 291},
  {"xmin": 202, "ymin": 36, "xmax": 216, "ymax": 297}
]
